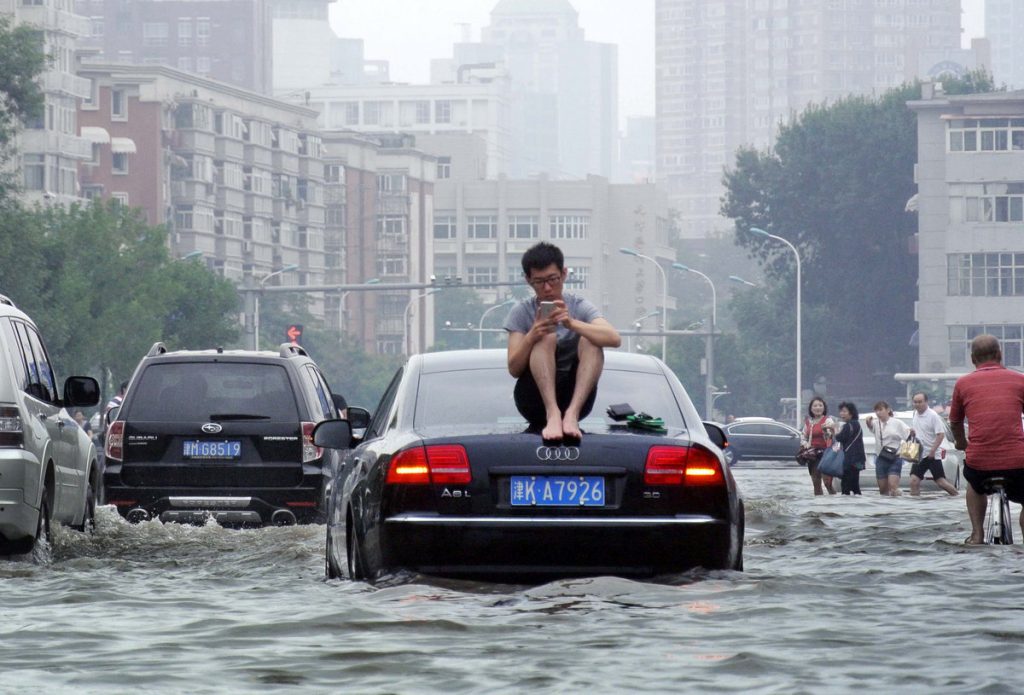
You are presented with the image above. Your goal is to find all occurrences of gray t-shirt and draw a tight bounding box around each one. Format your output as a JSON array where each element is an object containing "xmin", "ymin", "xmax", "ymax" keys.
[{"xmin": 503, "ymin": 293, "xmax": 602, "ymax": 373}]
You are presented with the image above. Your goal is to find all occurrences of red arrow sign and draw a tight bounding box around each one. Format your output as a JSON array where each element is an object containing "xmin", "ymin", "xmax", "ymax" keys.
[{"xmin": 286, "ymin": 324, "xmax": 303, "ymax": 344}]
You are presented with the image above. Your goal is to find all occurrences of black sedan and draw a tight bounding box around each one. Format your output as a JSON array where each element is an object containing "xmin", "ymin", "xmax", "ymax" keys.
[
  {"xmin": 721, "ymin": 417, "xmax": 803, "ymax": 466},
  {"xmin": 314, "ymin": 350, "xmax": 744, "ymax": 582}
]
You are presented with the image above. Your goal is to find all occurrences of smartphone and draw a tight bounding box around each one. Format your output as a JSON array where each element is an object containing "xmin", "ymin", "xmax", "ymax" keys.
[{"xmin": 539, "ymin": 301, "xmax": 556, "ymax": 318}]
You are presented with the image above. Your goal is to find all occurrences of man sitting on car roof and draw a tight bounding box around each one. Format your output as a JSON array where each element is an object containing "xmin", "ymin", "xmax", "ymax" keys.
[{"xmin": 504, "ymin": 242, "xmax": 621, "ymax": 441}]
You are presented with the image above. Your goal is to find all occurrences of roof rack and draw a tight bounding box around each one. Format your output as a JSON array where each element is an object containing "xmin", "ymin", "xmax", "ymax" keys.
[
  {"xmin": 279, "ymin": 343, "xmax": 309, "ymax": 358},
  {"xmin": 0, "ymin": 294, "xmax": 15, "ymax": 307},
  {"xmin": 146, "ymin": 342, "xmax": 168, "ymax": 357}
]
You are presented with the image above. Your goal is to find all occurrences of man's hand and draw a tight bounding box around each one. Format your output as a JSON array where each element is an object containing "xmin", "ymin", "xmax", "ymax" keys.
[{"xmin": 527, "ymin": 300, "xmax": 565, "ymax": 340}]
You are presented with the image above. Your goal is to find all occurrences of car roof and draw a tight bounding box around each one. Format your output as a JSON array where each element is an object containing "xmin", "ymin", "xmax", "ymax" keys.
[
  {"xmin": 140, "ymin": 342, "xmax": 311, "ymax": 363},
  {"xmin": 729, "ymin": 416, "xmax": 781, "ymax": 424},
  {"xmin": 414, "ymin": 348, "xmax": 667, "ymax": 375}
]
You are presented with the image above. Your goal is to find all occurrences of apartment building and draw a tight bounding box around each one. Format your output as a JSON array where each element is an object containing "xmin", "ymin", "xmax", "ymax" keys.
[
  {"xmin": 75, "ymin": 0, "xmax": 272, "ymax": 94},
  {"xmin": 2, "ymin": 0, "xmax": 92, "ymax": 205},
  {"xmin": 657, "ymin": 0, "xmax": 963, "ymax": 238},
  {"xmin": 909, "ymin": 85, "xmax": 1024, "ymax": 372},
  {"xmin": 986, "ymin": 0, "xmax": 1024, "ymax": 89},
  {"xmin": 77, "ymin": 63, "xmax": 327, "ymax": 312},
  {"xmin": 431, "ymin": 174, "xmax": 672, "ymax": 335}
]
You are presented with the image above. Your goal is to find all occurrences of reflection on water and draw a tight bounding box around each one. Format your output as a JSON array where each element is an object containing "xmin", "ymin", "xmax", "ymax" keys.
[{"xmin": 3, "ymin": 474, "xmax": 1024, "ymax": 692}]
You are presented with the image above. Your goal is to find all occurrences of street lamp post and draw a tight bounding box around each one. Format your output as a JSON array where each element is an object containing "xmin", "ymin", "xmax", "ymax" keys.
[
  {"xmin": 673, "ymin": 263, "xmax": 717, "ymax": 420},
  {"xmin": 619, "ymin": 247, "xmax": 667, "ymax": 361},
  {"xmin": 404, "ymin": 289, "xmax": 439, "ymax": 355},
  {"xmin": 628, "ymin": 310, "xmax": 661, "ymax": 353},
  {"xmin": 749, "ymin": 227, "xmax": 802, "ymax": 428},
  {"xmin": 729, "ymin": 275, "xmax": 758, "ymax": 288},
  {"xmin": 253, "ymin": 264, "xmax": 298, "ymax": 350},
  {"xmin": 338, "ymin": 277, "xmax": 380, "ymax": 336},
  {"xmin": 478, "ymin": 298, "xmax": 515, "ymax": 349}
]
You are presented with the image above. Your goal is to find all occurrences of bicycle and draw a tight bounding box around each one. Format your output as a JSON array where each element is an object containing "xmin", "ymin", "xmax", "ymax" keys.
[{"xmin": 983, "ymin": 477, "xmax": 1014, "ymax": 545}]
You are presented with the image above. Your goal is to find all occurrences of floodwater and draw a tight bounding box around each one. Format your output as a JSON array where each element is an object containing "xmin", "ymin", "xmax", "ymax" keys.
[{"xmin": 4, "ymin": 466, "xmax": 1024, "ymax": 694}]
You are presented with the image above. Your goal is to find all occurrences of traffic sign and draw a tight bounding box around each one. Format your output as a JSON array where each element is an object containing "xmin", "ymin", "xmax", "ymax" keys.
[{"xmin": 286, "ymin": 324, "xmax": 303, "ymax": 345}]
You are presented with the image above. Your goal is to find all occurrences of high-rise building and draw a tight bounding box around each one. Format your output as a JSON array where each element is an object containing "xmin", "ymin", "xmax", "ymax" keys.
[
  {"xmin": 3, "ymin": 0, "xmax": 93, "ymax": 205},
  {"xmin": 657, "ymin": 0, "xmax": 962, "ymax": 238},
  {"xmin": 75, "ymin": 0, "xmax": 273, "ymax": 94},
  {"xmin": 437, "ymin": 0, "xmax": 617, "ymax": 180},
  {"xmin": 986, "ymin": 0, "xmax": 1024, "ymax": 89}
]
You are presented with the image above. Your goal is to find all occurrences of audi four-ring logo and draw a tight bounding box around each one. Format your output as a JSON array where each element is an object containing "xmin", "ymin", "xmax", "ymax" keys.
[
  {"xmin": 535, "ymin": 446, "xmax": 580, "ymax": 461},
  {"xmin": 201, "ymin": 423, "xmax": 223, "ymax": 434}
]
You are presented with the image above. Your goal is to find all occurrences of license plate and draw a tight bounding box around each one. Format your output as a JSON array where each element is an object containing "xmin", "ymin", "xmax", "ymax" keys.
[
  {"xmin": 182, "ymin": 440, "xmax": 241, "ymax": 459},
  {"xmin": 510, "ymin": 476, "xmax": 605, "ymax": 507}
]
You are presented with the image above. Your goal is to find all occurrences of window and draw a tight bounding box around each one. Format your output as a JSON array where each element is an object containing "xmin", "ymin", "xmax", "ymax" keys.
[
  {"xmin": 377, "ymin": 215, "xmax": 406, "ymax": 241},
  {"xmin": 343, "ymin": 102, "xmax": 359, "ymax": 125},
  {"xmin": 196, "ymin": 56, "xmax": 211, "ymax": 74},
  {"xmin": 947, "ymin": 253, "xmax": 1024, "ymax": 297},
  {"xmin": 508, "ymin": 214, "xmax": 538, "ymax": 239},
  {"xmin": 177, "ymin": 57, "xmax": 192, "ymax": 71},
  {"xmin": 142, "ymin": 22, "xmax": 169, "ymax": 47},
  {"xmin": 377, "ymin": 255, "xmax": 407, "ymax": 276},
  {"xmin": 112, "ymin": 152, "xmax": 129, "ymax": 174},
  {"xmin": 325, "ymin": 164, "xmax": 344, "ymax": 183},
  {"xmin": 467, "ymin": 215, "xmax": 497, "ymax": 239},
  {"xmin": 111, "ymin": 192, "xmax": 129, "ymax": 207},
  {"xmin": 91, "ymin": 17, "xmax": 104, "ymax": 37},
  {"xmin": 467, "ymin": 266, "xmax": 498, "ymax": 285},
  {"xmin": 566, "ymin": 265, "xmax": 589, "ymax": 289},
  {"xmin": 549, "ymin": 214, "xmax": 589, "ymax": 240},
  {"xmin": 950, "ymin": 325, "xmax": 1024, "ymax": 368},
  {"xmin": 435, "ymin": 100, "xmax": 452, "ymax": 124},
  {"xmin": 23, "ymin": 154, "xmax": 44, "ymax": 190},
  {"xmin": 953, "ymin": 183, "xmax": 1024, "ymax": 223},
  {"xmin": 178, "ymin": 19, "xmax": 192, "ymax": 47},
  {"xmin": 433, "ymin": 215, "xmax": 457, "ymax": 239},
  {"xmin": 436, "ymin": 156, "xmax": 451, "ymax": 180},
  {"xmin": 364, "ymin": 101, "xmax": 381, "ymax": 125},
  {"xmin": 377, "ymin": 173, "xmax": 405, "ymax": 193},
  {"xmin": 415, "ymin": 100, "xmax": 430, "ymax": 124},
  {"xmin": 111, "ymin": 89, "xmax": 126, "ymax": 118},
  {"xmin": 948, "ymin": 119, "xmax": 1024, "ymax": 153},
  {"xmin": 196, "ymin": 18, "xmax": 210, "ymax": 46}
]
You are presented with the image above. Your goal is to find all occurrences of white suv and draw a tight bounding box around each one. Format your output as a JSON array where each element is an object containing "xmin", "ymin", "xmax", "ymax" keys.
[{"xmin": 0, "ymin": 294, "xmax": 101, "ymax": 554}]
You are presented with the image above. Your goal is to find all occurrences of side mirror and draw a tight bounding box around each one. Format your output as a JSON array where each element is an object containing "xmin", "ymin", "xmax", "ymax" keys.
[
  {"xmin": 312, "ymin": 419, "xmax": 352, "ymax": 449},
  {"xmin": 65, "ymin": 376, "xmax": 100, "ymax": 407},
  {"xmin": 702, "ymin": 421, "xmax": 727, "ymax": 450},
  {"xmin": 346, "ymin": 406, "xmax": 371, "ymax": 430}
]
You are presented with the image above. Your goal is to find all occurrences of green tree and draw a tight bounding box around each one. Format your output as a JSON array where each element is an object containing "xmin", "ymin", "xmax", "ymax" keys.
[
  {"xmin": 720, "ymin": 71, "xmax": 996, "ymax": 413},
  {"xmin": 0, "ymin": 17, "xmax": 47, "ymax": 198},
  {"xmin": 0, "ymin": 201, "xmax": 239, "ymax": 388},
  {"xmin": 431, "ymin": 287, "xmax": 489, "ymax": 351}
]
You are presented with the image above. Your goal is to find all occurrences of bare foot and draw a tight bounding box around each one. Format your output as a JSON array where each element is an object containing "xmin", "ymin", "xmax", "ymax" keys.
[
  {"xmin": 542, "ymin": 415, "xmax": 563, "ymax": 441},
  {"xmin": 965, "ymin": 535, "xmax": 984, "ymax": 545},
  {"xmin": 562, "ymin": 412, "xmax": 582, "ymax": 439}
]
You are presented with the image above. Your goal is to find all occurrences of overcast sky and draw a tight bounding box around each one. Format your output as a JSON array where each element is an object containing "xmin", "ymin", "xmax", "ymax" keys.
[{"xmin": 330, "ymin": 0, "xmax": 986, "ymax": 128}]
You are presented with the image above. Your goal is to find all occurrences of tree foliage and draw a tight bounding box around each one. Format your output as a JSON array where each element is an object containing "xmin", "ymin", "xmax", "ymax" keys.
[
  {"xmin": 0, "ymin": 17, "xmax": 46, "ymax": 197},
  {"xmin": 719, "ymin": 71, "xmax": 996, "ymax": 413},
  {"xmin": 0, "ymin": 201, "xmax": 239, "ymax": 391}
]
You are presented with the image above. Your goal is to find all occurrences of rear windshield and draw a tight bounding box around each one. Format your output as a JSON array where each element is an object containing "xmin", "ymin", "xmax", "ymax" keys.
[
  {"xmin": 126, "ymin": 362, "xmax": 299, "ymax": 422},
  {"xmin": 413, "ymin": 367, "xmax": 687, "ymax": 431}
]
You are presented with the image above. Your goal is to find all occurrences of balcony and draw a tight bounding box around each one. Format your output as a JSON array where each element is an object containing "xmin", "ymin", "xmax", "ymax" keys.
[
  {"xmin": 215, "ymin": 137, "xmax": 244, "ymax": 161},
  {"xmin": 171, "ymin": 179, "xmax": 214, "ymax": 205},
  {"xmin": 465, "ymin": 240, "xmax": 498, "ymax": 254},
  {"xmin": 173, "ymin": 130, "xmax": 216, "ymax": 155},
  {"xmin": 42, "ymin": 71, "xmax": 91, "ymax": 99},
  {"xmin": 18, "ymin": 5, "xmax": 91, "ymax": 36},
  {"xmin": 244, "ymin": 191, "xmax": 272, "ymax": 217},
  {"xmin": 272, "ymin": 150, "xmax": 299, "ymax": 174},
  {"xmin": 243, "ymin": 143, "xmax": 272, "ymax": 167},
  {"xmin": 20, "ymin": 130, "xmax": 92, "ymax": 160},
  {"xmin": 215, "ymin": 185, "xmax": 245, "ymax": 211}
]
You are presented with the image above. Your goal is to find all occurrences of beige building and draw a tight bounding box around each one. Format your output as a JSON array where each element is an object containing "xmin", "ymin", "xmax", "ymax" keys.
[
  {"xmin": 3, "ymin": 0, "xmax": 92, "ymax": 205},
  {"xmin": 77, "ymin": 63, "xmax": 328, "ymax": 313}
]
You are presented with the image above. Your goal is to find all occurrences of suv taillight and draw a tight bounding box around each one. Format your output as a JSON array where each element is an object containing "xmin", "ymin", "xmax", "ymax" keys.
[
  {"xmin": 105, "ymin": 420, "xmax": 124, "ymax": 462},
  {"xmin": 644, "ymin": 445, "xmax": 724, "ymax": 486},
  {"xmin": 0, "ymin": 406, "xmax": 23, "ymax": 447},
  {"xmin": 386, "ymin": 445, "xmax": 471, "ymax": 485},
  {"xmin": 302, "ymin": 422, "xmax": 322, "ymax": 463}
]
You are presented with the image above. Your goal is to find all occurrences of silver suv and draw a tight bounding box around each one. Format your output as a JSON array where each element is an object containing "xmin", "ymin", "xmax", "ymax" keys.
[{"xmin": 0, "ymin": 294, "xmax": 100, "ymax": 554}]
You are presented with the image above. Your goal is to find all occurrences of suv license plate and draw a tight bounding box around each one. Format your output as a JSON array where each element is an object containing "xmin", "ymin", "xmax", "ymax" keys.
[
  {"xmin": 510, "ymin": 476, "xmax": 605, "ymax": 507},
  {"xmin": 183, "ymin": 440, "xmax": 241, "ymax": 459}
]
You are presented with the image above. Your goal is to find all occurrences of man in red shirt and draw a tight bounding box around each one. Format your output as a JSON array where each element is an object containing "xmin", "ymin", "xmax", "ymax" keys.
[{"xmin": 949, "ymin": 334, "xmax": 1024, "ymax": 544}]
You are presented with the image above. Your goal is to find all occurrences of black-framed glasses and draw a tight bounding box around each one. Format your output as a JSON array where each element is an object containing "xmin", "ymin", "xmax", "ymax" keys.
[{"xmin": 528, "ymin": 273, "xmax": 562, "ymax": 289}]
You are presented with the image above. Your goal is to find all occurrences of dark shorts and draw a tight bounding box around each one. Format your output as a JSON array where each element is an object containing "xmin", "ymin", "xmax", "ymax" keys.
[
  {"xmin": 910, "ymin": 456, "xmax": 946, "ymax": 481},
  {"xmin": 963, "ymin": 463, "xmax": 1024, "ymax": 504},
  {"xmin": 513, "ymin": 360, "xmax": 596, "ymax": 429}
]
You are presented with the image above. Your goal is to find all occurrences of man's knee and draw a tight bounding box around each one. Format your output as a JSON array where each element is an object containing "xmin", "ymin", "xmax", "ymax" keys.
[{"xmin": 577, "ymin": 335, "xmax": 603, "ymax": 361}]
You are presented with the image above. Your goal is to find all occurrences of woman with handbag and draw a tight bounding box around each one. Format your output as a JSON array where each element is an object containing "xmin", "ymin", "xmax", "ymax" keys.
[
  {"xmin": 834, "ymin": 401, "xmax": 866, "ymax": 495},
  {"xmin": 863, "ymin": 400, "xmax": 911, "ymax": 496},
  {"xmin": 801, "ymin": 397, "xmax": 836, "ymax": 495}
]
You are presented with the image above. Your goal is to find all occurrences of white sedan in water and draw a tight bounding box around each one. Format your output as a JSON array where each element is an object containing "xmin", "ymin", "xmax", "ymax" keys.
[{"xmin": 856, "ymin": 411, "xmax": 961, "ymax": 490}]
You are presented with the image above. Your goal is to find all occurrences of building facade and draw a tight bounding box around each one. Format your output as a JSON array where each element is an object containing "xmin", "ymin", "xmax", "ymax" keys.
[
  {"xmin": 3, "ymin": 0, "xmax": 93, "ymax": 205},
  {"xmin": 437, "ymin": 0, "xmax": 617, "ymax": 180},
  {"xmin": 431, "ymin": 174, "xmax": 673, "ymax": 336},
  {"xmin": 75, "ymin": 0, "xmax": 273, "ymax": 94},
  {"xmin": 77, "ymin": 63, "xmax": 327, "ymax": 311},
  {"xmin": 657, "ymin": 0, "xmax": 963, "ymax": 238},
  {"xmin": 909, "ymin": 86, "xmax": 1024, "ymax": 373},
  {"xmin": 986, "ymin": 0, "xmax": 1024, "ymax": 90}
]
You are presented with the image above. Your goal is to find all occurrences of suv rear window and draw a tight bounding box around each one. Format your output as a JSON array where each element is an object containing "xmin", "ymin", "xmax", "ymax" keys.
[{"xmin": 127, "ymin": 362, "xmax": 299, "ymax": 422}]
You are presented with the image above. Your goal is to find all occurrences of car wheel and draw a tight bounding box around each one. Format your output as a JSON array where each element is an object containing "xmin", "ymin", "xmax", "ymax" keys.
[
  {"xmin": 723, "ymin": 447, "xmax": 739, "ymax": 466},
  {"xmin": 346, "ymin": 523, "xmax": 368, "ymax": 581},
  {"xmin": 75, "ymin": 479, "xmax": 96, "ymax": 534},
  {"xmin": 34, "ymin": 485, "xmax": 52, "ymax": 553},
  {"xmin": 325, "ymin": 522, "xmax": 343, "ymax": 579}
]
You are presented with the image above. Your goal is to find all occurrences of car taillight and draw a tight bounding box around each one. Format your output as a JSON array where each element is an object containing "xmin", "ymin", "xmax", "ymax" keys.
[
  {"xmin": 386, "ymin": 445, "xmax": 471, "ymax": 485},
  {"xmin": 0, "ymin": 406, "xmax": 23, "ymax": 447},
  {"xmin": 644, "ymin": 445, "xmax": 724, "ymax": 486},
  {"xmin": 302, "ymin": 422, "xmax": 322, "ymax": 463},
  {"xmin": 105, "ymin": 420, "xmax": 124, "ymax": 462}
]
